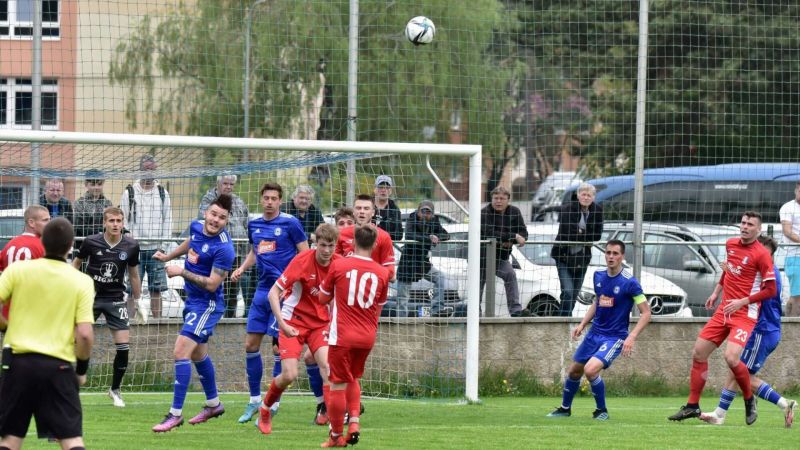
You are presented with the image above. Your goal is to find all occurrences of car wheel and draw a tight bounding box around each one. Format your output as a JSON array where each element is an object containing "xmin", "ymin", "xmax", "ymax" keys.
[{"xmin": 526, "ymin": 297, "xmax": 559, "ymax": 317}]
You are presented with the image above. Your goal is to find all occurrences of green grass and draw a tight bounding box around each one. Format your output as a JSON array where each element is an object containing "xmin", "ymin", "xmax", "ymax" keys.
[{"xmin": 18, "ymin": 394, "xmax": 800, "ymax": 449}]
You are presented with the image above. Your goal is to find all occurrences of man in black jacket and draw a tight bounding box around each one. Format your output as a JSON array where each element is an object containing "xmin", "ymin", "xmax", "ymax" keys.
[
  {"xmin": 396, "ymin": 200, "xmax": 451, "ymax": 317},
  {"xmin": 551, "ymin": 182, "xmax": 603, "ymax": 317},
  {"xmin": 282, "ymin": 184, "xmax": 325, "ymax": 245},
  {"xmin": 38, "ymin": 178, "xmax": 73, "ymax": 222},
  {"xmin": 480, "ymin": 186, "xmax": 528, "ymax": 317},
  {"xmin": 373, "ymin": 175, "xmax": 403, "ymax": 242}
]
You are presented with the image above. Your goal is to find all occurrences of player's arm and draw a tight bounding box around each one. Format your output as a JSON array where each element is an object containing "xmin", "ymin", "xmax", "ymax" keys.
[
  {"xmin": 181, "ymin": 266, "xmax": 228, "ymax": 293},
  {"xmin": 71, "ymin": 256, "xmax": 84, "ymax": 270},
  {"xmin": 231, "ymin": 248, "xmax": 255, "ymax": 282},
  {"xmin": 318, "ymin": 270, "xmax": 335, "ymax": 305},
  {"xmin": 268, "ymin": 284, "xmax": 298, "ymax": 337},
  {"xmin": 572, "ymin": 301, "xmax": 596, "ymax": 340},
  {"xmin": 154, "ymin": 237, "xmax": 190, "ymax": 262},
  {"xmin": 623, "ymin": 294, "xmax": 651, "ymax": 357},
  {"xmin": 296, "ymin": 240, "xmax": 310, "ymax": 253},
  {"xmin": 127, "ymin": 265, "xmax": 142, "ymax": 305}
]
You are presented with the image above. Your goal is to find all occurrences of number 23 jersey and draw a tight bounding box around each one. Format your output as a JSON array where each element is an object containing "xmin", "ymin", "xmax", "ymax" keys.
[{"xmin": 320, "ymin": 255, "xmax": 390, "ymax": 349}]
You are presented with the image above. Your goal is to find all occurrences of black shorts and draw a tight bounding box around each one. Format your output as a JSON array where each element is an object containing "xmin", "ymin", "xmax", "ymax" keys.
[
  {"xmin": 0, "ymin": 353, "xmax": 83, "ymax": 440},
  {"xmin": 94, "ymin": 300, "xmax": 130, "ymax": 331}
]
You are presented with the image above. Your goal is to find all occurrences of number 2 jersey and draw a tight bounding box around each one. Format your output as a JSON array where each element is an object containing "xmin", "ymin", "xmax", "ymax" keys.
[
  {"xmin": 184, "ymin": 220, "xmax": 236, "ymax": 310},
  {"xmin": 0, "ymin": 233, "xmax": 45, "ymax": 318},
  {"xmin": 320, "ymin": 255, "xmax": 390, "ymax": 349},
  {"xmin": 275, "ymin": 249, "xmax": 340, "ymax": 330},
  {"xmin": 77, "ymin": 233, "xmax": 140, "ymax": 302}
]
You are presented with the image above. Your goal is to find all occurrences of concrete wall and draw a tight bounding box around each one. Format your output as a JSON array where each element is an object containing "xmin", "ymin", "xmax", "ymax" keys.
[{"xmin": 91, "ymin": 317, "xmax": 800, "ymax": 393}]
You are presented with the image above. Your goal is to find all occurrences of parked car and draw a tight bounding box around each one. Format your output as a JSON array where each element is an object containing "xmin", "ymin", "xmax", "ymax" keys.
[
  {"xmin": 601, "ymin": 221, "xmax": 790, "ymax": 317},
  {"xmin": 530, "ymin": 171, "xmax": 582, "ymax": 221},
  {"xmin": 431, "ymin": 224, "xmax": 691, "ymax": 317}
]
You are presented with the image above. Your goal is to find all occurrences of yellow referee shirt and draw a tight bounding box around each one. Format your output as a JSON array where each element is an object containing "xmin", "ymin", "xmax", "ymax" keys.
[{"xmin": 0, "ymin": 257, "xmax": 94, "ymax": 362}]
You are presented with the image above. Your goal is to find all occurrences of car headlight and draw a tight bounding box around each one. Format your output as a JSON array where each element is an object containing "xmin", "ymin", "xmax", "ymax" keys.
[{"xmin": 576, "ymin": 288, "xmax": 596, "ymax": 305}]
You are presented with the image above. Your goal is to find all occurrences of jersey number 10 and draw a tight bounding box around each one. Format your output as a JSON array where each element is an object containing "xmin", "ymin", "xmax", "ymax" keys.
[
  {"xmin": 345, "ymin": 269, "xmax": 378, "ymax": 308},
  {"xmin": 4, "ymin": 246, "xmax": 32, "ymax": 264}
]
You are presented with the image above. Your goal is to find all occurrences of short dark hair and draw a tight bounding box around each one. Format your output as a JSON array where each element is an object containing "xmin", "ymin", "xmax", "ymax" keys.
[
  {"xmin": 260, "ymin": 182, "xmax": 283, "ymax": 198},
  {"xmin": 606, "ymin": 239, "xmax": 626, "ymax": 254},
  {"xmin": 42, "ymin": 217, "xmax": 74, "ymax": 257},
  {"xmin": 354, "ymin": 224, "xmax": 377, "ymax": 251},
  {"xmin": 334, "ymin": 207, "xmax": 354, "ymax": 223},
  {"xmin": 743, "ymin": 210, "xmax": 762, "ymax": 223},
  {"xmin": 211, "ymin": 193, "xmax": 233, "ymax": 214},
  {"xmin": 355, "ymin": 193, "xmax": 374, "ymax": 204},
  {"xmin": 758, "ymin": 234, "xmax": 778, "ymax": 255}
]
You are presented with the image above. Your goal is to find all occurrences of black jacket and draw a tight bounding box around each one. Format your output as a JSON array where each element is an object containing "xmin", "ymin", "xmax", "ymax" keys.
[
  {"xmin": 39, "ymin": 194, "xmax": 73, "ymax": 223},
  {"xmin": 480, "ymin": 204, "xmax": 528, "ymax": 263},
  {"xmin": 282, "ymin": 200, "xmax": 325, "ymax": 240},
  {"xmin": 551, "ymin": 195, "xmax": 603, "ymax": 269},
  {"xmin": 397, "ymin": 211, "xmax": 450, "ymax": 283},
  {"xmin": 375, "ymin": 198, "xmax": 403, "ymax": 242}
]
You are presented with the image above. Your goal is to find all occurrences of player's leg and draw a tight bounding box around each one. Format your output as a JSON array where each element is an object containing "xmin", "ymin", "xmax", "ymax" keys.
[
  {"xmin": 322, "ymin": 345, "xmax": 351, "ymax": 447},
  {"xmin": 152, "ymin": 334, "xmax": 198, "ymax": 432},
  {"xmin": 304, "ymin": 347, "xmax": 328, "ymax": 425},
  {"xmin": 548, "ymin": 334, "xmax": 595, "ymax": 417},
  {"xmin": 668, "ymin": 320, "xmax": 722, "ymax": 421},
  {"xmin": 241, "ymin": 289, "xmax": 270, "ymax": 423},
  {"xmin": 257, "ymin": 330, "xmax": 303, "ymax": 435},
  {"xmin": 0, "ymin": 436, "xmax": 24, "ymax": 450},
  {"xmin": 744, "ymin": 330, "xmax": 796, "ymax": 427},
  {"xmin": 722, "ymin": 321, "xmax": 758, "ymax": 425},
  {"xmin": 0, "ymin": 354, "xmax": 40, "ymax": 450},
  {"xmin": 35, "ymin": 355, "xmax": 87, "ymax": 447},
  {"xmin": 343, "ymin": 348, "xmax": 371, "ymax": 445},
  {"xmin": 700, "ymin": 374, "xmax": 737, "ymax": 425},
  {"xmin": 188, "ymin": 308, "xmax": 226, "ymax": 426},
  {"xmin": 109, "ymin": 327, "xmax": 130, "ymax": 408}
]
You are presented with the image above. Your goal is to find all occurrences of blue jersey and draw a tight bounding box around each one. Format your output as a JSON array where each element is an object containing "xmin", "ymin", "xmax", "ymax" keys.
[
  {"xmin": 248, "ymin": 213, "xmax": 307, "ymax": 288},
  {"xmin": 590, "ymin": 268, "xmax": 645, "ymax": 339},
  {"xmin": 754, "ymin": 263, "xmax": 782, "ymax": 334},
  {"xmin": 183, "ymin": 220, "xmax": 235, "ymax": 310}
]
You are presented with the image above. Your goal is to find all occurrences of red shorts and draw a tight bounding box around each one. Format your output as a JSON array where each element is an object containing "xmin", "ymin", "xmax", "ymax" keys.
[
  {"xmin": 278, "ymin": 323, "xmax": 329, "ymax": 360},
  {"xmin": 328, "ymin": 346, "xmax": 372, "ymax": 384},
  {"xmin": 698, "ymin": 312, "xmax": 756, "ymax": 347}
]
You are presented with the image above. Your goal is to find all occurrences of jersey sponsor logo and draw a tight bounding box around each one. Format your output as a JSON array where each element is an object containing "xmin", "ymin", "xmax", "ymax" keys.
[
  {"xmin": 729, "ymin": 265, "xmax": 743, "ymax": 276},
  {"xmin": 742, "ymin": 256, "xmax": 749, "ymax": 265},
  {"xmin": 274, "ymin": 227, "xmax": 282, "ymax": 236},
  {"xmin": 599, "ymin": 294, "xmax": 614, "ymax": 307},
  {"xmin": 596, "ymin": 282, "xmax": 601, "ymax": 287},
  {"xmin": 94, "ymin": 262, "xmax": 121, "ymax": 283},
  {"xmin": 119, "ymin": 251, "xmax": 128, "ymax": 261},
  {"xmin": 187, "ymin": 248, "xmax": 199, "ymax": 264},
  {"xmin": 96, "ymin": 250, "xmax": 103, "ymax": 256},
  {"xmin": 258, "ymin": 240, "xmax": 276, "ymax": 254},
  {"xmin": 254, "ymin": 229, "xmax": 260, "ymax": 234},
  {"xmin": 201, "ymin": 243, "xmax": 209, "ymax": 253}
]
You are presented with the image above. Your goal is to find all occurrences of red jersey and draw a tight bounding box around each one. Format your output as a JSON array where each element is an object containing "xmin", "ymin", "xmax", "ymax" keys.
[
  {"xmin": 0, "ymin": 233, "xmax": 45, "ymax": 318},
  {"xmin": 320, "ymin": 255, "xmax": 390, "ymax": 349},
  {"xmin": 717, "ymin": 237, "xmax": 775, "ymax": 321},
  {"xmin": 275, "ymin": 249, "xmax": 339, "ymax": 329},
  {"xmin": 335, "ymin": 225, "xmax": 395, "ymax": 269}
]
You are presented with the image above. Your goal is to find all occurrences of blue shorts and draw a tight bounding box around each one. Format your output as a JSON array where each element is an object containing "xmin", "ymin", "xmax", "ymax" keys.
[
  {"xmin": 741, "ymin": 330, "xmax": 780, "ymax": 374},
  {"xmin": 139, "ymin": 249, "xmax": 167, "ymax": 293},
  {"xmin": 246, "ymin": 287, "xmax": 279, "ymax": 337},
  {"xmin": 785, "ymin": 256, "xmax": 800, "ymax": 297},
  {"xmin": 180, "ymin": 303, "xmax": 223, "ymax": 344},
  {"xmin": 573, "ymin": 332, "xmax": 625, "ymax": 369}
]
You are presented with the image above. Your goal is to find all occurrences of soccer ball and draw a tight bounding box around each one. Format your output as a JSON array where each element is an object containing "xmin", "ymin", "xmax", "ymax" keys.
[{"xmin": 405, "ymin": 16, "xmax": 435, "ymax": 45}]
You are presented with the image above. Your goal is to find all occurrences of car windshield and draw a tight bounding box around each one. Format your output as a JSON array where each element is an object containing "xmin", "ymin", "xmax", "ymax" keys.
[{"xmin": 695, "ymin": 233, "xmax": 731, "ymax": 263}]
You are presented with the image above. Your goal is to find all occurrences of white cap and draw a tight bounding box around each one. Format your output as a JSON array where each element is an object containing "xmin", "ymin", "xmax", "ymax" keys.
[{"xmin": 375, "ymin": 175, "xmax": 394, "ymax": 187}]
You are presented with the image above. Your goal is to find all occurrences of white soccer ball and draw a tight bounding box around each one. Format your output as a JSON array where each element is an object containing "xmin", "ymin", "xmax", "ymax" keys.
[{"xmin": 405, "ymin": 16, "xmax": 435, "ymax": 45}]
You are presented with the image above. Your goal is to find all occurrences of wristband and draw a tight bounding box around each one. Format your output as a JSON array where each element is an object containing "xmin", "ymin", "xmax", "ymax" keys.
[{"xmin": 76, "ymin": 358, "xmax": 90, "ymax": 376}]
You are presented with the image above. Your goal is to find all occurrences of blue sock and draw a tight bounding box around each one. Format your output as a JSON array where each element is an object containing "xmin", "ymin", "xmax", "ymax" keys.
[
  {"xmin": 589, "ymin": 376, "xmax": 606, "ymax": 411},
  {"xmin": 718, "ymin": 388, "xmax": 737, "ymax": 411},
  {"xmin": 306, "ymin": 363, "xmax": 324, "ymax": 399},
  {"xmin": 171, "ymin": 359, "xmax": 192, "ymax": 411},
  {"xmin": 756, "ymin": 383, "xmax": 782, "ymax": 405},
  {"xmin": 272, "ymin": 354, "xmax": 282, "ymax": 378},
  {"xmin": 246, "ymin": 351, "xmax": 263, "ymax": 398},
  {"xmin": 194, "ymin": 355, "xmax": 218, "ymax": 401},
  {"xmin": 561, "ymin": 376, "xmax": 581, "ymax": 409}
]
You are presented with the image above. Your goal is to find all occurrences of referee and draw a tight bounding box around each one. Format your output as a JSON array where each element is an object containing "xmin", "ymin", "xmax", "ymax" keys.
[{"xmin": 0, "ymin": 217, "xmax": 95, "ymax": 450}]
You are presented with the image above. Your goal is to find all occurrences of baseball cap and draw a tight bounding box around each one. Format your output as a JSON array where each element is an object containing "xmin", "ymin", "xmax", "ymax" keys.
[
  {"xmin": 418, "ymin": 200, "xmax": 435, "ymax": 212},
  {"xmin": 375, "ymin": 175, "xmax": 393, "ymax": 187}
]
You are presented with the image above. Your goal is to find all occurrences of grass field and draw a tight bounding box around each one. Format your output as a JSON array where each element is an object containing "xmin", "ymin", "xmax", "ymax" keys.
[{"xmin": 20, "ymin": 393, "xmax": 798, "ymax": 449}]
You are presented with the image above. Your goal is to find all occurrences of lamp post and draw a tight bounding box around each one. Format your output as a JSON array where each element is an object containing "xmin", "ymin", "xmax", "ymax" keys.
[{"xmin": 242, "ymin": 0, "xmax": 268, "ymax": 161}]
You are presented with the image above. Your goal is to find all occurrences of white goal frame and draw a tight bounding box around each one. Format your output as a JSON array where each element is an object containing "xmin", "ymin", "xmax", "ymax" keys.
[{"xmin": 0, "ymin": 129, "xmax": 484, "ymax": 402}]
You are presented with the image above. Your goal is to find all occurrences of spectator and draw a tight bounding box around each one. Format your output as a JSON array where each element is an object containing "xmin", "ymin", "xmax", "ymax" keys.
[
  {"xmin": 38, "ymin": 178, "xmax": 73, "ymax": 222},
  {"xmin": 199, "ymin": 175, "xmax": 252, "ymax": 318},
  {"xmin": 282, "ymin": 184, "xmax": 325, "ymax": 244},
  {"xmin": 396, "ymin": 200, "xmax": 451, "ymax": 317},
  {"xmin": 120, "ymin": 154, "xmax": 173, "ymax": 320},
  {"xmin": 373, "ymin": 175, "xmax": 403, "ymax": 242},
  {"xmin": 551, "ymin": 183, "xmax": 604, "ymax": 317},
  {"xmin": 480, "ymin": 186, "xmax": 528, "ymax": 317},
  {"xmin": 73, "ymin": 169, "xmax": 113, "ymax": 245},
  {"xmin": 780, "ymin": 181, "xmax": 800, "ymax": 316}
]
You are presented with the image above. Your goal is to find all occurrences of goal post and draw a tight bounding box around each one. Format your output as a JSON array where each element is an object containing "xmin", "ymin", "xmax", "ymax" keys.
[{"xmin": 0, "ymin": 129, "xmax": 483, "ymax": 402}]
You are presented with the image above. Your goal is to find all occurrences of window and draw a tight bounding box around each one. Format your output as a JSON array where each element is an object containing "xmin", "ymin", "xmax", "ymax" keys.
[
  {"xmin": 0, "ymin": 186, "xmax": 23, "ymax": 209},
  {"xmin": 0, "ymin": 78, "xmax": 58, "ymax": 129},
  {"xmin": 0, "ymin": 0, "xmax": 59, "ymax": 38}
]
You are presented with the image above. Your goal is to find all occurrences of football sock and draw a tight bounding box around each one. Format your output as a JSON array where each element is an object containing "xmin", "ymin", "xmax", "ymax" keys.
[
  {"xmin": 717, "ymin": 388, "xmax": 737, "ymax": 413},
  {"xmin": 171, "ymin": 359, "xmax": 192, "ymax": 412},
  {"xmin": 245, "ymin": 351, "xmax": 263, "ymax": 398},
  {"xmin": 272, "ymin": 353, "xmax": 282, "ymax": 378},
  {"xmin": 756, "ymin": 383, "xmax": 783, "ymax": 406},
  {"xmin": 730, "ymin": 361, "xmax": 753, "ymax": 399},
  {"xmin": 688, "ymin": 359, "xmax": 708, "ymax": 404},
  {"xmin": 307, "ymin": 363, "xmax": 324, "ymax": 400},
  {"xmin": 561, "ymin": 376, "xmax": 581, "ymax": 409},
  {"xmin": 264, "ymin": 381, "xmax": 286, "ymax": 408},
  {"xmin": 345, "ymin": 381, "xmax": 362, "ymax": 420},
  {"xmin": 589, "ymin": 376, "xmax": 606, "ymax": 411},
  {"xmin": 323, "ymin": 384, "xmax": 331, "ymax": 407},
  {"xmin": 111, "ymin": 343, "xmax": 130, "ymax": 391},
  {"xmin": 194, "ymin": 355, "xmax": 219, "ymax": 404},
  {"xmin": 327, "ymin": 389, "xmax": 346, "ymax": 435}
]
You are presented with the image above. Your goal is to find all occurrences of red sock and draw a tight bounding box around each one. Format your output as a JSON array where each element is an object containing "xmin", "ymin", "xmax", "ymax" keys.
[
  {"xmin": 688, "ymin": 359, "xmax": 708, "ymax": 404},
  {"xmin": 731, "ymin": 361, "xmax": 753, "ymax": 399},
  {"xmin": 264, "ymin": 381, "xmax": 285, "ymax": 408},
  {"xmin": 346, "ymin": 380, "xmax": 361, "ymax": 420},
  {"xmin": 323, "ymin": 384, "xmax": 330, "ymax": 407},
  {"xmin": 327, "ymin": 389, "xmax": 346, "ymax": 435}
]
